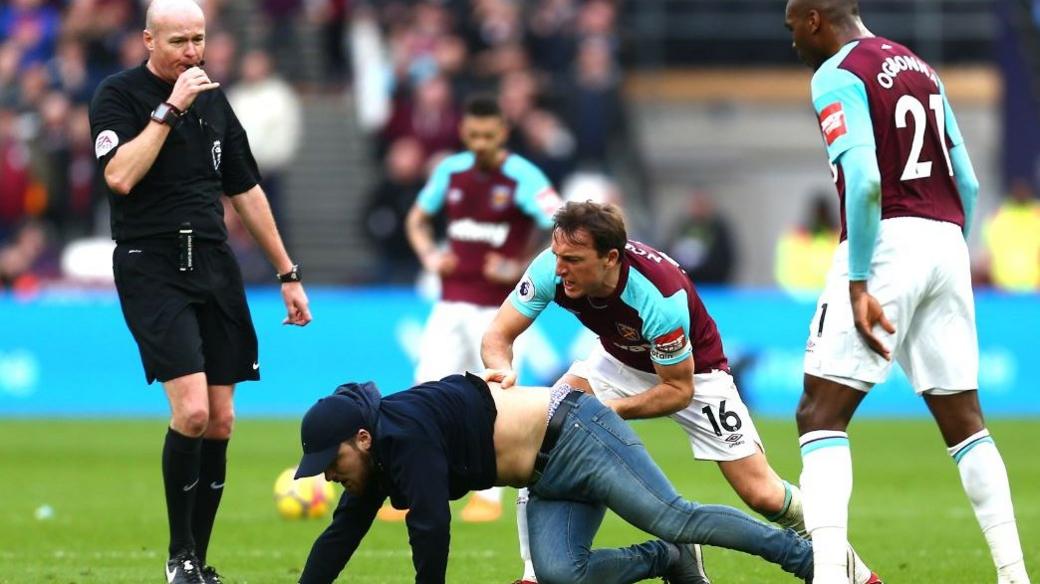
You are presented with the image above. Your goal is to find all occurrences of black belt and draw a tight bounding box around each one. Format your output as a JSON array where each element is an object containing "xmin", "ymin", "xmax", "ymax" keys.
[{"xmin": 534, "ymin": 390, "xmax": 585, "ymax": 475}]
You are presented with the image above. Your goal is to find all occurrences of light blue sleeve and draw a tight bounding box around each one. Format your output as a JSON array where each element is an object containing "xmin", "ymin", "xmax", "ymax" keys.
[
  {"xmin": 950, "ymin": 144, "xmax": 979, "ymax": 238},
  {"xmin": 841, "ymin": 146, "xmax": 883, "ymax": 281},
  {"xmin": 508, "ymin": 248, "xmax": 559, "ymax": 319},
  {"xmin": 621, "ymin": 271, "xmax": 692, "ymax": 366},
  {"xmin": 503, "ymin": 155, "xmax": 560, "ymax": 229},
  {"xmin": 416, "ymin": 153, "xmax": 473, "ymax": 214},
  {"xmin": 939, "ymin": 80, "xmax": 977, "ymax": 238},
  {"xmin": 811, "ymin": 67, "xmax": 875, "ymax": 163}
]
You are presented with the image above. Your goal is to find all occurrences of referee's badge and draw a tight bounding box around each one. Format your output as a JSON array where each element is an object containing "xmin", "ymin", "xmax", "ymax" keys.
[
  {"xmin": 94, "ymin": 130, "xmax": 119, "ymax": 159},
  {"xmin": 211, "ymin": 140, "xmax": 222, "ymax": 171}
]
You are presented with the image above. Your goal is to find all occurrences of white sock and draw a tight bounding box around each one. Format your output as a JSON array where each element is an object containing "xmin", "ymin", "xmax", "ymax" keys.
[
  {"xmin": 517, "ymin": 487, "xmax": 537, "ymax": 582},
  {"xmin": 474, "ymin": 486, "xmax": 502, "ymax": 504},
  {"xmin": 800, "ymin": 430, "xmax": 852, "ymax": 583},
  {"xmin": 949, "ymin": 430, "xmax": 1029, "ymax": 582}
]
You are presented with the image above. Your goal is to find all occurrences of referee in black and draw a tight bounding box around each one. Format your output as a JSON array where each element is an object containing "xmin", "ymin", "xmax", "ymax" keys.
[{"xmin": 88, "ymin": 0, "xmax": 311, "ymax": 582}]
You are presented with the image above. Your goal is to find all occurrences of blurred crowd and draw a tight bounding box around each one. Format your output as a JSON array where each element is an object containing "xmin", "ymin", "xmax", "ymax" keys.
[
  {"xmin": 1, "ymin": 0, "xmax": 1038, "ymax": 293},
  {"xmin": 359, "ymin": 0, "xmax": 634, "ymax": 283}
]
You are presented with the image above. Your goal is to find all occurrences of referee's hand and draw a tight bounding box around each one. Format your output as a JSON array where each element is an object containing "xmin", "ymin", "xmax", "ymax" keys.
[
  {"xmin": 168, "ymin": 66, "xmax": 220, "ymax": 111},
  {"xmin": 281, "ymin": 282, "xmax": 312, "ymax": 326}
]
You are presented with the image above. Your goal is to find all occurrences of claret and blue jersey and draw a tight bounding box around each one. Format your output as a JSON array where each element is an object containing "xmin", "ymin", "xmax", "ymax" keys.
[
  {"xmin": 417, "ymin": 151, "xmax": 561, "ymax": 307},
  {"xmin": 510, "ymin": 240, "xmax": 729, "ymax": 375}
]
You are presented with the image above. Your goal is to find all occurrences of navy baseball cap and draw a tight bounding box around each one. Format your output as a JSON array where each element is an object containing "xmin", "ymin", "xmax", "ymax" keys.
[{"xmin": 295, "ymin": 394, "xmax": 368, "ymax": 479}]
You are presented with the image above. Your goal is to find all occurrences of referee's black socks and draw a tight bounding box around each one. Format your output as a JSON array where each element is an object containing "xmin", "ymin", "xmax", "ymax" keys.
[
  {"xmin": 193, "ymin": 438, "xmax": 229, "ymax": 566},
  {"xmin": 163, "ymin": 427, "xmax": 203, "ymax": 557}
]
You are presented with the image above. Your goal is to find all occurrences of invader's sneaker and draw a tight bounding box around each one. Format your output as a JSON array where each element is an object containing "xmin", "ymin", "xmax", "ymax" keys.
[
  {"xmin": 166, "ymin": 550, "xmax": 205, "ymax": 584},
  {"xmin": 662, "ymin": 543, "xmax": 711, "ymax": 584}
]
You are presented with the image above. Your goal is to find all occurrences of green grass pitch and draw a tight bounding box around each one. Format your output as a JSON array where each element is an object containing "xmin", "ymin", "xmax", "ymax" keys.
[{"xmin": 1, "ymin": 417, "xmax": 1036, "ymax": 583}]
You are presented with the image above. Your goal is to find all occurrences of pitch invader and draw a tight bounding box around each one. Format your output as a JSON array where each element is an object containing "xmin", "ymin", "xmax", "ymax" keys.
[
  {"xmin": 396, "ymin": 95, "xmax": 562, "ymax": 524},
  {"xmin": 784, "ymin": 1, "xmax": 1031, "ymax": 583}
]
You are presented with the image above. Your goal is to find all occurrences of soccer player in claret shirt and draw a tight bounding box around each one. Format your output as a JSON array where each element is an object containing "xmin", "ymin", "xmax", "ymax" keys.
[
  {"xmin": 785, "ymin": 1, "xmax": 1030, "ymax": 582},
  {"xmin": 483, "ymin": 200, "xmax": 881, "ymax": 584},
  {"xmin": 396, "ymin": 94, "xmax": 562, "ymax": 526}
]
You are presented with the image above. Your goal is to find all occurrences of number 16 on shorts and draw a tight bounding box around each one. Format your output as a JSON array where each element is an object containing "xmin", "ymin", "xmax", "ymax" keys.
[{"xmin": 702, "ymin": 400, "xmax": 743, "ymax": 437}]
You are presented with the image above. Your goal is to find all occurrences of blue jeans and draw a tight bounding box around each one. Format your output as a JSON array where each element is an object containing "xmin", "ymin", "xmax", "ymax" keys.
[{"xmin": 528, "ymin": 395, "xmax": 813, "ymax": 584}]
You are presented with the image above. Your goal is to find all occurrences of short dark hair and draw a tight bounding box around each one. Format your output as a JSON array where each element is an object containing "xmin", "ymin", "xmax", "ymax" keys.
[
  {"xmin": 553, "ymin": 201, "xmax": 627, "ymax": 257},
  {"xmin": 464, "ymin": 94, "xmax": 502, "ymax": 118}
]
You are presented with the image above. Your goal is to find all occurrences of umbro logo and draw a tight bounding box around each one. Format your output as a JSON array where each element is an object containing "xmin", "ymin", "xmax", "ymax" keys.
[{"xmin": 725, "ymin": 434, "xmax": 744, "ymax": 443}]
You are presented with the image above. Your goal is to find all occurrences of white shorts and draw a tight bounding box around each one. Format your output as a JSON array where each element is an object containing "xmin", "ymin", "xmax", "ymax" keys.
[
  {"xmin": 415, "ymin": 301, "xmax": 525, "ymax": 382},
  {"xmin": 566, "ymin": 345, "xmax": 763, "ymax": 461},
  {"xmin": 804, "ymin": 217, "xmax": 979, "ymax": 394}
]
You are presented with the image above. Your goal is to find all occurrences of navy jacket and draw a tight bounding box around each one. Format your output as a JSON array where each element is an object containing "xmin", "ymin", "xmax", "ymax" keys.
[{"xmin": 299, "ymin": 373, "xmax": 498, "ymax": 584}]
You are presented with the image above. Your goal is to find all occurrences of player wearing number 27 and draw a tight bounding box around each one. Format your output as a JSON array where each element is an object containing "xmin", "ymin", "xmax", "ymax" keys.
[{"xmin": 785, "ymin": 1, "xmax": 1030, "ymax": 583}]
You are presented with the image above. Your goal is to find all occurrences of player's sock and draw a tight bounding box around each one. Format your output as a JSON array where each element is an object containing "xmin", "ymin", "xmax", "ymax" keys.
[
  {"xmin": 163, "ymin": 427, "xmax": 203, "ymax": 556},
  {"xmin": 516, "ymin": 487, "xmax": 538, "ymax": 582},
  {"xmin": 474, "ymin": 486, "xmax": 502, "ymax": 504},
  {"xmin": 192, "ymin": 438, "xmax": 228, "ymax": 566},
  {"xmin": 799, "ymin": 430, "xmax": 852, "ymax": 583},
  {"xmin": 949, "ymin": 430, "xmax": 1029, "ymax": 582},
  {"xmin": 764, "ymin": 480, "xmax": 807, "ymax": 537}
]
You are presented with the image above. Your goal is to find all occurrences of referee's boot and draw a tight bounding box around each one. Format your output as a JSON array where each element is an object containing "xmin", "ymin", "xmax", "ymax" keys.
[
  {"xmin": 165, "ymin": 549, "xmax": 205, "ymax": 584},
  {"xmin": 200, "ymin": 565, "xmax": 224, "ymax": 584},
  {"xmin": 662, "ymin": 543, "xmax": 710, "ymax": 584}
]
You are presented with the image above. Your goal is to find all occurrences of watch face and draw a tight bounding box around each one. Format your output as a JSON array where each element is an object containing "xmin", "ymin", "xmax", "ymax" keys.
[{"xmin": 155, "ymin": 103, "xmax": 171, "ymax": 117}]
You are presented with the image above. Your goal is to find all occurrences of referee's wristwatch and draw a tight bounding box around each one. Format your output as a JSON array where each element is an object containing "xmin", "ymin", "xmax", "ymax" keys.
[
  {"xmin": 151, "ymin": 102, "xmax": 183, "ymax": 129},
  {"xmin": 277, "ymin": 264, "xmax": 302, "ymax": 283}
]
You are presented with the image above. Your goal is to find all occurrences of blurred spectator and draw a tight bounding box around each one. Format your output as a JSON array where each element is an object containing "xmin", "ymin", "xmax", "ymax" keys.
[
  {"xmin": 309, "ymin": 0, "xmax": 352, "ymax": 85},
  {"xmin": 775, "ymin": 193, "xmax": 839, "ymax": 293},
  {"xmin": 526, "ymin": 0, "xmax": 578, "ymax": 83},
  {"xmin": 201, "ymin": 30, "xmax": 237, "ymax": 85},
  {"xmin": 361, "ymin": 137, "xmax": 427, "ymax": 283},
  {"xmin": 0, "ymin": 0, "xmax": 61, "ymax": 71},
  {"xmin": 222, "ymin": 199, "xmax": 271, "ymax": 285},
  {"xmin": 665, "ymin": 191, "xmax": 738, "ymax": 285},
  {"xmin": 0, "ymin": 220, "xmax": 57, "ymax": 292},
  {"xmin": 566, "ymin": 37, "xmax": 621, "ymax": 168},
  {"xmin": 980, "ymin": 180, "xmax": 1040, "ymax": 291},
  {"xmin": 381, "ymin": 74, "xmax": 461, "ymax": 162},
  {"xmin": 260, "ymin": 0, "xmax": 304, "ymax": 82},
  {"xmin": 516, "ymin": 108, "xmax": 575, "ymax": 186},
  {"xmin": 228, "ymin": 50, "xmax": 302, "ymax": 228}
]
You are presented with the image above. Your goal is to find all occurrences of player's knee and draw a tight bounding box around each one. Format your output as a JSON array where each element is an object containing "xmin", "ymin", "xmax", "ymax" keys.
[
  {"xmin": 175, "ymin": 407, "xmax": 210, "ymax": 437},
  {"xmin": 740, "ymin": 485, "xmax": 782, "ymax": 516},
  {"xmin": 207, "ymin": 409, "xmax": 235, "ymax": 439}
]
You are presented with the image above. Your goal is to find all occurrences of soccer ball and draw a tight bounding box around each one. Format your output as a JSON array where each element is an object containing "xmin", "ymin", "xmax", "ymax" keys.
[{"xmin": 273, "ymin": 467, "xmax": 337, "ymax": 520}]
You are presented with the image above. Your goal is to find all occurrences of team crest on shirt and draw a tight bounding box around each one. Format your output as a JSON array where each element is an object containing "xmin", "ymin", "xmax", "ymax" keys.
[
  {"xmin": 491, "ymin": 185, "xmax": 513, "ymax": 210},
  {"xmin": 616, "ymin": 323, "xmax": 640, "ymax": 342},
  {"xmin": 94, "ymin": 130, "xmax": 119, "ymax": 159},
  {"xmin": 447, "ymin": 188, "xmax": 463, "ymax": 204},
  {"xmin": 651, "ymin": 327, "xmax": 689, "ymax": 361},
  {"xmin": 819, "ymin": 102, "xmax": 847, "ymax": 146},
  {"xmin": 211, "ymin": 140, "xmax": 222, "ymax": 171}
]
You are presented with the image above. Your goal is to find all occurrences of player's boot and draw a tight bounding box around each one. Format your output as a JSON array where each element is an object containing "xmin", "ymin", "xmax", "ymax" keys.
[
  {"xmin": 165, "ymin": 550, "xmax": 205, "ymax": 584},
  {"xmin": 460, "ymin": 495, "xmax": 502, "ymax": 523},
  {"xmin": 200, "ymin": 565, "xmax": 224, "ymax": 584},
  {"xmin": 510, "ymin": 580, "xmax": 537, "ymax": 584},
  {"xmin": 376, "ymin": 504, "xmax": 408, "ymax": 522},
  {"xmin": 847, "ymin": 545, "xmax": 883, "ymax": 584},
  {"xmin": 662, "ymin": 543, "xmax": 710, "ymax": 584}
]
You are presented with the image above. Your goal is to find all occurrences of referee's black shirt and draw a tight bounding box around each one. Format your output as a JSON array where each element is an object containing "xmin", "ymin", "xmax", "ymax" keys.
[{"xmin": 89, "ymin": 62, "xmax": 262, "ymax": 243}]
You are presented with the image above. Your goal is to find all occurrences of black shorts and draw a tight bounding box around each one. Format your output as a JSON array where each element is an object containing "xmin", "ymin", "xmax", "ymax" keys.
[{"xmin": 113, "ymin": 239, "xmax": 260, "ymax": 385}]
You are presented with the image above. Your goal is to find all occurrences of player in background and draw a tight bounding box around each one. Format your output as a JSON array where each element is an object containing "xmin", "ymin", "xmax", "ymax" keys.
[
  {"xmin": 784, "ymin": 1, "xmax": 1030, "ymax": 583},
  {"xmin": 394, "ymin": 95, "xmax": 562, "ymax": 524},
  {"xmin": 483, "ymin": 201, "xmax": 880, "ymax": 584}
]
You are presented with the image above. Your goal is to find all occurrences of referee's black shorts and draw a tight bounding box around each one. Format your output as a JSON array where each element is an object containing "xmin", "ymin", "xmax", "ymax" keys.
[{"xmin": 113, "ymin": 239, "xmax": 260, "ymax": 385}]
